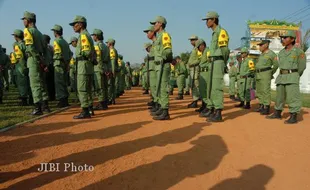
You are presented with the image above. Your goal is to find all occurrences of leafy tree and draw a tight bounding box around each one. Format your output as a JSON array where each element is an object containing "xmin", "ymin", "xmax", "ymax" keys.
[
  {"xmin": 179, "ymin": 52, "xmax": 191, "ymax": 64},
  {"xmin": 301, "ymin": 29, "xmax": 310, "ymax": 52}
]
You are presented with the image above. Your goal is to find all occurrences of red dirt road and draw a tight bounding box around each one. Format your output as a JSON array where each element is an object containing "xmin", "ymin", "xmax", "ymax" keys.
[{"xmin": 0, "ymin": 88, "xmax": 310, "ymax": 190}]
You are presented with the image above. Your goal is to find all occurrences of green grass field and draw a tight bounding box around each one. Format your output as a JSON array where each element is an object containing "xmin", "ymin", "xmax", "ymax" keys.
[{"xmin": 0, "ymin": 87, "xmax": 78, "ymax": 129}]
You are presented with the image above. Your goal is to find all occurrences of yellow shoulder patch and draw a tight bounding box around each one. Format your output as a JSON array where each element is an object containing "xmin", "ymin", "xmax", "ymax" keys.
[
  {"xmin": 10, "ymin": 53, "xmax": 17, "ymax": 64},
  {"xmin": 70, "ymin": 58, "xmax": 75, "ymax": 65},
  {"xmin": 14, "ymin": 45, "xmax": 23, "ymax": 59},
  {"xmin": 162, "ymin": 32, "xmax": 172, "ymax": 49},
  {"xmin": 53, "ymin": 41, "xmax": 61, "ymax": 54},
  {"xmin": 110, "ymin": 49, "xmax": 116, "ymax": 59},
  {"xmin": 206, "ymin": 51, "xmax": 210, "ymax": 58},
  {"xmin": 81, "ymin": 34, "xmax": 90, "ymax": 52},
  {"xmin": 118, "ymin": 58, "xmax": 122, "ymax": 66},
  {"xmin": 248, "ymin": 60, "xmax": 255, "ymax": 71},
  {"xmin": 300, "ymin": 53, "xmax": 305, "ymax": 59},
  {"xmin": 218, "ymin": 29, "xmax": 229, "ymax": 47},
  {"xmin": 94, "ymin": 45, "xmax": 101, "ymax": 57},
  {"xmin": 197, "ymin": 50, "xmax": 202, "ymax": 58},
  {"xmin": 23, "ymin": 28, "xmax": 33, "ymax": 45}
]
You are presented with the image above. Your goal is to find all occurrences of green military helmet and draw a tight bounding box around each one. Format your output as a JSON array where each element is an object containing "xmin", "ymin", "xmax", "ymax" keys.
[
  {"xmin": 202, "ymin": 11, "xmax": 219, "ymax": 20},
  {"xmin": 21, "ymin": 11, "xmax": 35, "ymax": 20},
  {"xmin": 91, "ymin": 29, "xmax": 103, "ymax": 36},
  {"xmin": 106, "ymin": 38, "xmax": 115, "ymax": 44},
  {"xmin": 240, "ymin": 47, "xmax": 249, "ymax": 53},
  {"xmin": 69, "ymin": 15, "xmax": 87, "ymax": 26},
  {"xmin": 119, "ymin": 54, "xmax": 123, "ymax": 59},
  {"xmin": 257, "ymin": 40, "xmax": 270, "ymax": 46},
  {"xmin": 143, "ymin": 25, "xmax": 155, "ymax": 33},
  {"xmin": 144, "ymin": 42, "xmax": 152, "ymax": 49},
  {"xmin": 12, "ymin": 29, "xmax": 23, "ymax": 38},
  {"xmin": 150, "ymin": 16, "xmax": 167, "ymax": 25},
  {"xmin": 279, "ymin": 30, "xmax": 296, "ymax": 39},
  {"xmin": 188, "ymin": 35, "xmax": 199, "ymax": 40},
  {"xmin": 195, "ymin": 38, "xmax": 206, "ymax": 48},
  {"xmin": 51, "ymin": 24, "xmax": 63, "ymax": 32}
]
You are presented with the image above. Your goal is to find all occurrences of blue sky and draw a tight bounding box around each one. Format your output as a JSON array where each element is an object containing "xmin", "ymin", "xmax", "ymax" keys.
[{"xmin": 0, "ymin": 0, "xmax": 309, "ymax": 64}]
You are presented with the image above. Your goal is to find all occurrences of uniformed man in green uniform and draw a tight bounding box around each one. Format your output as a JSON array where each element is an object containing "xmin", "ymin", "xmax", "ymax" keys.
[
  {"xmin": 235, "ymin": 53, "xmax": 242, "ymax": 101},
  {"xmin": 11, "ymin": 29, "xmax": 31, "ymax": 106},
  {"xmin": 175, "ymin": 56, "xmax": 187, "ymax": 100},
  {"xmin": 202, "ymin": 11, "xmax": 230, "ymax": 122},
  {"xmin": 125, "ymin": 62, "xmax": 132, "ymax": 90},
  {"xmin": 0, "ymin": 45, "xmax": 5, "ymax": 104},
  {"xmin": 51, "ymin": 24, "xmax": 71, "ymax": 108},
  {"xmin": 2, "ymin": 48, "xmax": 10, "ymax": 91},
  {"xmin": 195, "ymin": 39, "xmax": 213, "ymax": 117},
  {"xmin": 106, "ymin": 38, "xmax": 118, "ymax": 105},
  {"xmin": 22, "ymin": 11, "xmax": 51, "ymax": 115},
  {"xmin": 235, "ymin": 47, "xmax": 255, "ymax": 109},
  {"xmin": 69, "ymin": 37, "xmax": 78, "ymax": 94},
  {"xmin": 267, "ymin": 30, "xmax": 306, "ymax": 124},
  {"xmin": 149, "ymin": 16, "xmax": 173, "ymax": 120},
  {"xmin": 132, "ymin": 69, "xmax": 138, "ymax": 86},
  {"xmin": 184, "ymin": 58, "xmax": 190, "ymax": 95},
  {"xmin": 69, "ymin": 15, "xmax": 95, "ymax": 119},
  {"xmin": 141, "ymin": 62, "xmax": 148, "ymax": 93},
  {"xmin": 118, "ymin": 54, "xmax": 126, "ymax": 96},
  {"xmin": 228, "ymin": 61, "xmax": 238, "ymax": 100},
  {"xmin": 255, "ymin": 40, "xmax": 279, "ymax": 115},
  {"xmin": 43, "ymin": 34, "xmax": 55, "ymax": 102},
  {"xmin": 91, "ymin": 29, "xmax": 110, "ymax": 110},
  {"xmin": 144, "ymin": 26, "xmax": 158, "ymax": 108},
  {"xmin": 187, "ymin": 35, "xmax": 200, "ymax": 109},
  {"xmin": 168, "ymin": 63, "xmax": 176, "ymax": 95}
]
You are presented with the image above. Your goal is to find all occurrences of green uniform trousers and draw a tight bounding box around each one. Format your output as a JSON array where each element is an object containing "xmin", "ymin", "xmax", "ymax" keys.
[
  {"xmin": 28, "ymin": 57, "xmax": 49, "ymax": 104},
  {"xmin": 229, "ymin": 76, "xmax": 236, "ymax": 96},
  {"xmin": 238, "ymin": 77, "xmax": 252, "ymax": 102},
  {"xmin": 114, "ymin": 72, "xmax": 120, "ymax": 95},
  {"xmin": 125, "ymin": 75, "xmax": 131, "ymax": 89},
  {"xmin": 190, "ymin": 66, "xmax": 200, "ymax": 101},
  {"xmin": 199, "ymin": 71, "xmax": 208, "ymax": 104},
  {"xmin": 185, "ymin": 76, "xmax": 190, "ymax": 92},
  {"xmin": 207, "ymin": 60, "xmax": 224, "ymax": 110},
  {"xmin": 54, "ymin": 63, "xmax": 69, "ymax": 100},
  {"xmin": 3, "ymin": 68, "xmax": 9, "ymax": 89},
  {"xmin": 69, "ymin": 68, "xmax": 76, "ymax": 92},
  {"xmin": 142, "ymin": 73, "xmax": 148, "ymax": 90},
  {"xmin": 149, "ymin": 70, "xmax": 157, "ymax": 102},
  {"xmin": 77, "ymin": 74, "xmax": 93, "ymax": 108},
  {"xmin": 236, "ymin": 75, "xmax": 240, "ymax": 99},
  {"xmin": 108, "ymin": 76, "xmax": 115, "ymax": 101},
  {"xmin": 274, "ymin": 84, "xmax": 301, "ymax": 113},
  {"xmin": 177, "ymin": 74, "xmax": 185, "ymax": 95},
  {"xmin": 157, "ymin": 63, "xmax": 170, "ymax": 109},
  {"xmin": 256, "ymin": 73, "xmax": 272, "ymax": 106},
  {"xmin": 120, "ymin": 74, "xmax": 125, "ymax": 92},
  {"xmin": 94, "ymin": 71, "xmax": 106, "ymax": 102},
  {"xmin": 16, "ymin": 63, "xmax": 30, "ymax": 98}
]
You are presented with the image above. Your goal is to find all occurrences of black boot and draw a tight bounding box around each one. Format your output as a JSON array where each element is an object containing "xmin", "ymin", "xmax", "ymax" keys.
[
  {"xmin": 57, "ymin": 98, "xmax": 67, "ymax": 108},
  {"xmin": 153, "ymin": 109, "xmax": 170, "ymax": 120},
  {"xmin": 108, "ymin": 100, "xmax": 112, "ymax": 105},
  {"xmin": 243, "ymin": 102, "xmax": 251, "ymax": 109},
  {"xmin": 112, "ymin": 99, "xmax": 116, "ymax": 105},
  {"xmin": 208, "ymin": 109, "xmax": 223, "ymax": 122},
  {"xmin": 184, "ymin": 91, "xmax": 190, "ymax": 95},
  {"xmin": 266, "ymin": 110, "xmax": 282, "ymax": 119},
  {"xmin": 147, "ymin": 101, "xmax": 155, "ymax": 107},
  {"xmin": 260, "ymin": 105, "xmax": 270, "ymax": 115},
  {"xmin": 94, "ymin": 101, "xmax": 105, "ymax": 110},
  {"xmin": 169, "ymin": 91, "xmax": 173, "ymax": 95},
  {"xmin": 73, "ymin": 107, "xmax": 91, "ymax": 119},
  {"xmin": 28, "ymin": 96, "xmax": 34, "ymax": 105},
  {"xmin": 284, "ymin": 113, "xmax": 298, "ymax": 124},
  {"xmin": 199, "ymin": 107, "xmax": 210, "ymax": 117},
  {"xmin": 30, "ymin": 102, "xmax": 43, "ymax": 115},
  {"xmin": 103, "ymin": 100, "xmax": 109, "ymax": 110},
  {"xmin": 42, "ymin": 100, "xmax": 51, "ymax": 113},
  {"xmin": 187, "ymin": 100, "xmax": 198, "ymax": 108},
  {"xmin": 235, "ymin": 101, "xmax": 244, "ymax": 108},
  {"xmin": 89, "ymin": 105, "xmax": 95, "ymax": 116},
  {"xmin": 255, "ymin": 104, "xmax": 264, "ymax": 112},
  {"xmin": 0, "ymin": 97, "xmax": 3, "ymax": 104},
  {"xmin": 64, "ymin": 98, "xmax": 70, "ymax": 107},
  {"xmin": 151, "ymin": 108, "xmax": 163, "ymax": 116},
  {"xmin": 200, "ymin": 107, "xmax": 214, "ymax": 118},
  {"xmin": 229, "ymin": 95, "xmax": 235, "ymax": 100},
  {"xmin": 19, "ymin": 98, "xmax": 29, "ymax": 106},
  {"xmin": 143, "ymin": 90, "xmax": 149, "ymax": 94},
  {"xmin": 195, "ymin": 102, "xmax": 206, "ymax": 113},
  {"xmin": 150, "ymin": 103, "xmax": 160, "ymax": 113},
  {"xmin": 175, "ymin": 94, "xmax": 183, "ymax": 100}
]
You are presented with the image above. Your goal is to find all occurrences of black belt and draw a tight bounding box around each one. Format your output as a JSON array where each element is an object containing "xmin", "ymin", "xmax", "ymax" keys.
[
  {"xmin": 200, "ymin": 67, "xmax": 208, "ymax": 72},
  {"xmin": 280, "ymin": 69, "xmax": 298, "ymax": 74},
  {"xmin": 148, "ymin": 57, "xmax": 155, "ymax": 61},
  {"xmin": 240, "ymin": 76, "xmax": 247, "ymax": 79},
  {"xmin": 77, "ymin": 57, "xmax": 89, "ymax": 61},
  {"xmin": 256, "ymin": 67, "xmax": 272, "ymax": 73},
  {"xmin": 211, "ymin": 56, "xmax": 224, "ymax": 61}
]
